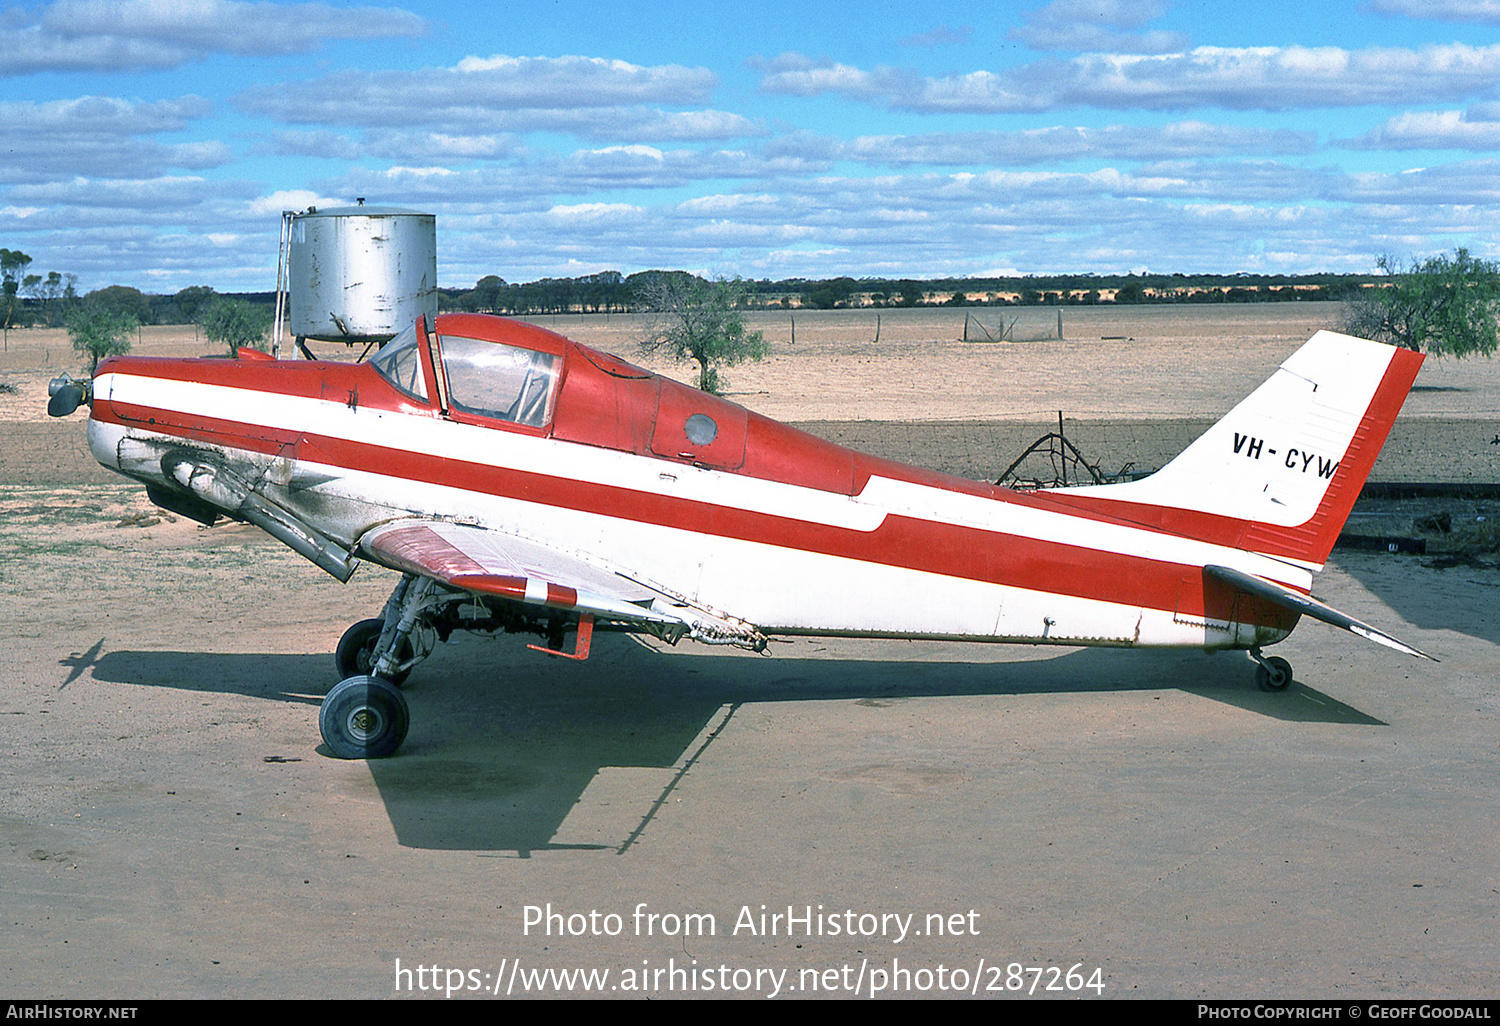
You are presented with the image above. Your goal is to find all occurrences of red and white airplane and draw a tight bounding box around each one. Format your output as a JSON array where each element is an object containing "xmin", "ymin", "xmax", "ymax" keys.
[{"xmin": 50, "ymin": 314, "xmax": 1431, "ymax": 758}]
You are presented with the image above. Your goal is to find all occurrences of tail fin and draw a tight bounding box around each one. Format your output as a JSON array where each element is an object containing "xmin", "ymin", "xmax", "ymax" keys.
[{"xmin": 1051, "ymin": 331, "xmax": 1423, "ymax": 569}]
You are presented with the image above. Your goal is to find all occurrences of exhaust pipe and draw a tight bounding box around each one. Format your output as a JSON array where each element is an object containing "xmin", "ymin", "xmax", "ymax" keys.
[{"xmin": 166, "ymin": 456, "xmax": 357, "ymax": 582}]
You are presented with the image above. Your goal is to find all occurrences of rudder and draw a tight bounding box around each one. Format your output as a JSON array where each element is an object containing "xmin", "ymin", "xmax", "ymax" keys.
[{"xmin": 1051, "ymin": 331, "xmax": 1423, "ymax": 569}]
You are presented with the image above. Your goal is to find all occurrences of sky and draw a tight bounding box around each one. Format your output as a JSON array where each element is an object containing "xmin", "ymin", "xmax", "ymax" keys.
[{"xmin": 4, "ymin": 0, "xmax": 1500, "ymax": 294}]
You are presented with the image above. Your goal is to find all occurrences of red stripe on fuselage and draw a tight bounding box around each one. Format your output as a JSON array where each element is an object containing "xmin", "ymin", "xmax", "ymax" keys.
[{"xmin": 93, "ymin": 391, "xmax": 1257, "ymax": 622}]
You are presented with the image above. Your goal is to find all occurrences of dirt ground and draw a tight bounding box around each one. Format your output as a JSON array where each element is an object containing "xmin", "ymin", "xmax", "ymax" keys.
[{"xmin": 2, "ymin": 306, "xmax": 1498, "ymax": 999}]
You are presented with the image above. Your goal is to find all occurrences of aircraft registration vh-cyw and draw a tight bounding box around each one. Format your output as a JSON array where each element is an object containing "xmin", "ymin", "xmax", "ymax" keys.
[{"xmin": 47, "ymin": 315, "xmax": 1432, "ymax": 758}]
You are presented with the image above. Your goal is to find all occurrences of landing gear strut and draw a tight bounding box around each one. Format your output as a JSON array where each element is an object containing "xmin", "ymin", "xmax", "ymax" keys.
[
  {"xmin": 1249, "ymin": 647, "xmax": 1294, "ymax": 691},
  {"xmin": 318, "ymin": 572, "xmax": 593, "ymax": 759},
  {"xmin": 335, "ymin": 618, "xmax": 414, "ymax": 686}
]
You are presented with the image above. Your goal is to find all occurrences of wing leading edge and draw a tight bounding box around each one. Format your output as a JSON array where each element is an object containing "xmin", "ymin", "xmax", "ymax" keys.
[{"xmin": 1205, "ymin": 564, "xmax": 1435, "ymax": 661}]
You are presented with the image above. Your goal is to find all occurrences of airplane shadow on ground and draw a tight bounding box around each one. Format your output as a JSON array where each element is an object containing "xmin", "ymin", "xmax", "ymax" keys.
[
  {"xmin": 1334, "ymin": 554, "xmax": 1500, "ymax": 649},
  {"xmin": 86, "ymin": 635, "xmax": 1383, "ymax": 856}
]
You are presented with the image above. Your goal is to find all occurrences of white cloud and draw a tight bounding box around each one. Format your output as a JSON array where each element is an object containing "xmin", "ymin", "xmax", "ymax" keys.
[
  {"xmin": 675, "ymin": 193, "xmax": 782, "ymax": 215},
  {"xmin": 545, "ymin": 202, "xmax": 645, "ymax": 223},
  {"xmin": 0, "ymin": 0, "xmax": 425, "ymax": 76},
  {"xmin": 1341, "ymin": 159, "xmax": 1500, "ymax": 204},
  {"xmin": 752, "ymin": 54, "xmax": 900, "ymax": 103},
  {"xmin": 0, "ymin": 96, "xmax": 230, "ymax": 181},
  {"xmin": 266, "ymin": 131, "xmax": 366, "ymax": 161},
  {"xmin": 389, "ymin": 133, "xmax": 518, "ymax": 160},
  {"xmin": 757, "ymin": 43, "xmax": 1500, "ymax": 112},
  {"xmin": 246, "ymin": 189, "xmax": 343, "ymax": 217},
  {"xmin": 377, "ymin": 165, "xmax": 459, "ymax": 179},
  {"xmin": 237, "ymin": 55, "xmax": 760, "ymax": 143},
  {"xmin": 899, "ymin": 25, "xmax": 972, "ymax": 49},
  {"xmin": 586, "ymin": 145, "xmax": 666, "ymax": 161},
  {"xmin": 0, "ymin": 94, "xmax": 211, "ymax": 132},
  {"xmin": 1010, "ymin": 0, "xmax": 1189, "ymax": 54},
  {"xmin": 1344, "ymin": 108, "xmax": 1500, "ymax": 149},
  {"xmin": 243, "ymin": 55, "xmax": 714, "ymax": 121},
  {"xmin": 772, "ymin": 121, "xmax": 1315, "ymax": 167},
  {"xmin": 9, "ymin": 175, "xmax": 228, "ymax": 209},
  {"xmin": 309, "ymin": 144, "xmax": 823, "ymax": 207},
  {"xmin": 1368, "ymin": 0, "xmax": 1500, "ymax": 23}
]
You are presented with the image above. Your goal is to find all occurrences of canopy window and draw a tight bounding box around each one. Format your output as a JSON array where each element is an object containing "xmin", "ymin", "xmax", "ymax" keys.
[
  {"xmin": 369, "ymin": 320, "xmax": 429, "ymax": 401},
  {"xmin": 440, "ymin": 335, "xmax": 561, "ymax": 428}
]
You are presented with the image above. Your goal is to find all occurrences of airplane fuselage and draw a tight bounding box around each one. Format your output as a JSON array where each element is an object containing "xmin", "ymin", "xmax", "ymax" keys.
[{"xmin": 84, "ymin": 314, "xmax": 1306, "ymax": 654}]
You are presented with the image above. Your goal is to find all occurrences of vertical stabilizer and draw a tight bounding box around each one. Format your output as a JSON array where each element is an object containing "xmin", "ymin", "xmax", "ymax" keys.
[{"xmin": 1052, "ymin": 331, "xmax": 1424, "ymax": 568}]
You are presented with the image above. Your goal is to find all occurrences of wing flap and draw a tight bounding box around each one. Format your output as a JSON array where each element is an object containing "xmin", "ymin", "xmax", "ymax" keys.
[
  {"xmin": 1205, "ymin": 564, "xmax": 1435, "ymax": 660},
  {"xmin": 359, "ymin": 519, "xmax": 767, "ymax": 648},
  {"xmin": 361, "ymin": 520, "xmax": 683, "ymax": 626}
]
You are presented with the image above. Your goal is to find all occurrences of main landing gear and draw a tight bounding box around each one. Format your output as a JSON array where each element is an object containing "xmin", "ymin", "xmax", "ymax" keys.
[
  {"xmin": 320, "ymin": 575, "xmax": 442, "ymax": 759},
  {"xmin": 319, "ymin": 676, "xmax": 409, "ymax": 760},
  {"xmin": 1249, "ymin": 647, "xmax": 1294, "ymax": 692},
  {"xmin": 318, "ymin": 573, "xmax": 593, "ymax": 759}
]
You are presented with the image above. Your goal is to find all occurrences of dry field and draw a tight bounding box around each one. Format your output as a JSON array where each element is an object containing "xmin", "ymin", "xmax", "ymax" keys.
[
  {"xmin": 3, "ymin": 304, "xmax": 1499, "ymax": 998},
  {"xmin": 4, "ymin": 302, "xmax": 1500, "ymax": 482}
]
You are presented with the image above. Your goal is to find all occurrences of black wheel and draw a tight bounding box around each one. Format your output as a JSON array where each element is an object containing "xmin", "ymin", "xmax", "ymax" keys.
[
  {"xmin": 319, "ymin": 675, "xmax": 410, "ymax": 759},
  {"xmin": 1255, "ymin": 656, "xmax": 1293, "ymax": 692},
  {"xmin": 335, "ymin": 618, "xmax": 413, "ymax": 687}
]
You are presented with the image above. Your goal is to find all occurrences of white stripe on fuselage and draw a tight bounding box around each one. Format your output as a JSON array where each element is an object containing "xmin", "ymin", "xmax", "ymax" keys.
[
  {"xmin": 96, "ymin": 371, "xmax": 1314, "ymax": 593},
  {"xmin": 86, "ymin": 416, "xmax": 1282, "ymax": 647}
]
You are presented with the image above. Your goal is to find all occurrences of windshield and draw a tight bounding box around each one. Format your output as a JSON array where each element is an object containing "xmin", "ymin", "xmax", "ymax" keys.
[
  {"xmin": 440, "ymin": 335, "xmax": 560, "ymax": 428},
  {"xmin": 370, "ymin": 321, "xmax": 428, "ymax": 401}
]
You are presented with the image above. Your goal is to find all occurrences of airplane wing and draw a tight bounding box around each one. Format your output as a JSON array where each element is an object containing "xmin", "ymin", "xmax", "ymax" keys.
[
  {"xmin": 357, "ymin": 518, "xmax": 767, "ymax": 648},
  {"xmin": 1204, "ymin": 564, "xmax": 1435, "ymax": 661}
]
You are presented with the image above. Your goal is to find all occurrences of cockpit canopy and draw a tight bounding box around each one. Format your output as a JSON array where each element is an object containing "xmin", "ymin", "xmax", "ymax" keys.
[
  {"xmin": 363, "ymin": 312, "xmax": 862, "ymax": 495},
  {"xmin": 370, "ymin": 316, "xmax": 562, "ymax": 429}
]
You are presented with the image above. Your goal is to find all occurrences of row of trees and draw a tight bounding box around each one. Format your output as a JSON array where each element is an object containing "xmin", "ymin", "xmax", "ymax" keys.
[
  {"xmin": 0, "ymin": 254, "xmax": 279, "ymax": 332},
  {"xmin": 15, "ymin": 242, "xmax": 1499, "ymax": 383},
  {"xmin": 51, "ymin": 282, "xmax": 270, "ymax": 327},
  {"xmin": 2, "ymin": 248, "xmax": 78, "ymax": 330},
  {"xmin": 650, "ymin": 252, "xmax": 1500, "ymax": 393},
  {"xmin": 441, "ymin": 271, "xmax": 1352, "ymax": 314}
]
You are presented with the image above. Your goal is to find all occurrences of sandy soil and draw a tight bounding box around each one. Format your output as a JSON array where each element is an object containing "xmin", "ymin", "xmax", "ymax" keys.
[{"xmin": 2, "ymin": 304, "xmax": 1498, "ymax": 999}]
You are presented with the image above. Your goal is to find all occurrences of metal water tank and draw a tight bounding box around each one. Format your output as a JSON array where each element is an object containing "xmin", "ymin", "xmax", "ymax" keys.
[{"xmin": 288, "ymin": 206, "xmax": 437, "ymax": 344}]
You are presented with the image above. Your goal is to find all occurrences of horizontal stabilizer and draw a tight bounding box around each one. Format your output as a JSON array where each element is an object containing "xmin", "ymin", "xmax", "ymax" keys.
[{"xmin": 1205, "ymin": 564, "xmax": 1435, "ymax": 661}]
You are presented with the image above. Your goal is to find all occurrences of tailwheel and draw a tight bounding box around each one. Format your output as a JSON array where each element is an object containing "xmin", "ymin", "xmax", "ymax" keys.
[
  {"xmin": 334, "ymin": 617, "xmax": 414, "ymax": 687},
  {"xmin": 1252, "ymin": 653, "xmax": 1294, "ymax": 692},
  {"xmin": 319, "ymin": 675, "xmax": 410, "ymax": 759}
]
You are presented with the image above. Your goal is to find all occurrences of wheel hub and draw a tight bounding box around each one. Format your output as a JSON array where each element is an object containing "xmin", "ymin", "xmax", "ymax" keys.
[{"xmin": 347, "ymin": 705, "xmax": 385, "ymax": 741}]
